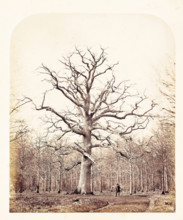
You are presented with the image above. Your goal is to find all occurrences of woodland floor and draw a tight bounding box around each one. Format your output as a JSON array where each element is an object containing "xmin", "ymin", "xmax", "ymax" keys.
[{"xmin": 9, "ymin": 191, "xmax": 175, "ymax": 213}]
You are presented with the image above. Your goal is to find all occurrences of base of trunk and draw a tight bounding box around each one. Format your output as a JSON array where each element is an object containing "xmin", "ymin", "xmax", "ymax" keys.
[
  {"xmin": 36, "ymin": 185, "xmax": 39, "ymax": 193},
  {"xmin": 73, "ymin": 188, "xmax": 94, "ymax": 195}
]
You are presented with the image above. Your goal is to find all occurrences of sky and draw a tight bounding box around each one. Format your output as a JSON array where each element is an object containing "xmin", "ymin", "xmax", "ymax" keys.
[{"xmin": 10, "ymin": 14, "xmax": 175, "ymax": 134}]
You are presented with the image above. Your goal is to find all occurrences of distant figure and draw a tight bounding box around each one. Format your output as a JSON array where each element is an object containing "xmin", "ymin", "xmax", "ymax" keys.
[{"xmin": 116, "ymin": 184, "xmax": 121, "ymax": 197}]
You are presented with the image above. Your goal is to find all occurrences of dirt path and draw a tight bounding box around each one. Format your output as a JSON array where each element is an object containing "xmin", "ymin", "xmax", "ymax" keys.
[
  {"xmin": 91, "ymin": 202, "xmax": 113, "ymax": 212},
  {"xmin": 91, "ymin": 195, "xmax": 150, "ymax": 212},
  {"xmin": 10, "ymin": 192, "xmax": 175, "ymax": 213}
]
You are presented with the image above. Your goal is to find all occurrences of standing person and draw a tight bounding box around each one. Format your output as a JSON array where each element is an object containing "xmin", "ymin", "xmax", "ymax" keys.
[{"xmin": 116, "ymin": 184, "xmax": 121, "ymax": 197}]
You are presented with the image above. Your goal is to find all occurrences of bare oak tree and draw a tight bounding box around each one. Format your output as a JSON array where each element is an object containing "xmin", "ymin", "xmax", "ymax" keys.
[{"xmin": 27, "ymin": 47, "xmax": 155, "ymax": 194}]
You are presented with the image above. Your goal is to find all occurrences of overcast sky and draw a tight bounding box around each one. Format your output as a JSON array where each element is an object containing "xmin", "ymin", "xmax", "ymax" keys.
[{"xmin": 10, "ymin": 14, "xmax": 175, "ymax": 133}]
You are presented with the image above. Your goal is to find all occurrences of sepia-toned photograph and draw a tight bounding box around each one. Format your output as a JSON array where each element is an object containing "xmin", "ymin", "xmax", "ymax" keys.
[{"xmin": 9, "ymin": 14, "xmax": 175, "ymax": 213}]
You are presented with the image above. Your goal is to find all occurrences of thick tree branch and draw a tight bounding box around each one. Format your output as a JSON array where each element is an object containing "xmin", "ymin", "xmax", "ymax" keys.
[
  {"xmin": 26, "ymin": 96, "xmax": 86, "ymax": 137},
  {"xmin": 73, "ymin": 142, "xmax": 95, "ymax": 163},
  {"xmin": 65, "ymin": 161, "xmax": 81, "ymax": 171}
]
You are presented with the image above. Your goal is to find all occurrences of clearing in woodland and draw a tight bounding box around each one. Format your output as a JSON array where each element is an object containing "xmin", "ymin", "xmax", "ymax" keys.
[{"xmin": 10, "ymin": 191, "xmax": 175, "ymax": 213}]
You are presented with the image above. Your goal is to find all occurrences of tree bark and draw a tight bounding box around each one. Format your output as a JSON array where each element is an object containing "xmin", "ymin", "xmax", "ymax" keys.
[
  {"xmin": 100, "ymin": 173, "xmax": 103, "ymax": 193},
  {"xmin": 151, "ymin": 172, "xmax": 155, "ymax": 191},
  {"xmin": 110, "ymin": 165, "xmax": 113, "ymax": 191},
  {"xmin": 151, "ymin": 157, "xmax": 155, "ymax": 191},
  {"xmin": 140, "ymin": 165, "xmax": 144, "ymax": 192},
  {"xmin": 162, "ymin": 165, "xmax": 165, "ymax": 194},
  {"xmin": 49, "ymin": 165, "xmax": 52, "ymax": 192},
  {"xmin": 36, "ymin": 164, "xmax": 40, "ymax": 193},
  {"xmin": 58, "ymin": 165, "xmax": 62, "ymax": 193},
  {"xmin": 91, "ymin": 165, "xmax": 94, "ymax": 193},
  {"xmin": 116, "ymin": 155, "xmax": 119, "ymax": 183},
  {"xmin": 71, "ymin": 170, "xmax": 73, "ymax": 192},
  {"xmin": 164, "ymin": 164, "xmax": 169, "ymax": 193},
  {"xmin": 46, "ymin": 169, "xmax": 49, "ymax": 192},
  {"xmin": 145, "ymin": 164, "xmax": 149, "ymax": 192},
  {"xmin": 76, "ymin": 154, "xmax": 92, "ymax": 194},
  {"xmin": 133, "ymin": 169, "xmax": 136, "ymax": 194},
  {"xmin": 129, "ymin": 159, "xmax": 133, "ymax": 195}
]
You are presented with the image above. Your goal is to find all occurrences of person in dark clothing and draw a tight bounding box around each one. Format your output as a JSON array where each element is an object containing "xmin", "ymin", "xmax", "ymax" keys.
[{"xmin": 116, "ymin": 184, "xmax": 121, "ymax": 197}]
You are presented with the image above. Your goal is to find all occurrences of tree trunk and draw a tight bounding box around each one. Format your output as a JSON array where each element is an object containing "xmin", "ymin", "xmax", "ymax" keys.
[
  {"xmin": 151, "ymin": 157, "xmax": 155, "ymax": 191},
  {"xmin": 49, "ymin": 166, "xmax": 52, "ymax": 192},
  {"xmin": 151, "ymin": 172, "xmax": 155, "ymax": 191},
  {"xmin": 100, "ymin": 175, "xmax": 103, "ymax": 193},
  {"xmin": 43, "ymin": 177, "xmax": 45, "ymax": 192},
  {"xmin": 137, "ymin": 166, "xmax": 140, "ymax": 192},
  {"xmin": 75, "ymin": 128, "xmax": 93, "ymax": 194},
  {"xmin": 145, "ymin": 164, "xmax": 149, "ymax": 192},
  {"xmin": 91, "ymin": 165, "xmax": 94, "ymax": 193},
  {"xmin": 58, "ymin": 165, "xmax": 62, "ymax": 193},
  {"xmin": 36, "ymin": 149, "xmax": 40, "ymax": 193},
  {"xmin": 108, "ymin": 173, "xmax": 110, "ymax": 191},
  {"xmin": 140, "ymin": 165, "xmax": 144, "ymax": 192},
  {"xmin": 162, "ymin": 165, "xmax": 165, "ymax": 194},
  {"xmin": 100, "ymin": 170, "xmax": 103, "ymax": 193},
  {"xmin": 46, "ymin": 169, "xmax": 49, "ymax": 192},
  {"xmin": 71, "ymin": 170, "xmax": 73, "ymax": 192},
  {"xmin": 76, "ymin": 154, "xmax": 92, "ymax": 194},
  {"xmin": 123, "ymin": 175, "xmax": 126, "ymax": 192},
  {"xmin": 120, "ymin": 170, "xmax": 123, "ymax": 186},
  {"xmin": 133, "ymin": 169, "xmax": 136, "ymax": 194},
  {"xmin": 164, "ymin": 164, "xmax": 169, "ymax": 193},
  {"xmin": 110, "ymin": 165, "xmax": 112, "ymax": 191},
  {"xmin": 36, "ymin": 168, "xmax": 40, "ymax": 193},
  {"xmin": 129, "ymin": 159, "xmax": 133, "ymax": 195},
  {"xmin": 116, "ymin": 155, "xmax": 119, "ymax": 183}
]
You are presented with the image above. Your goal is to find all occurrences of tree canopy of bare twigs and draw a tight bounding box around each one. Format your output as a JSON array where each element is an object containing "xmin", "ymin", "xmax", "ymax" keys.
[{"xmin": 25, "ymin": 47, "xmax": 156, "ymax": 194}]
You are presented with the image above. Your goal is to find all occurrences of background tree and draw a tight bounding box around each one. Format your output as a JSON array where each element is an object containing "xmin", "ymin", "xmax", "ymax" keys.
[
  {"xmin": 10, "ymin": 128, "xmax": 35, "ymax": 193},
  {"xmin": 156, "ymin": 57, "xmax": 175, "ymax": 193},
  {"xmin": 158, "ymin": 58, "xmax": 175, "ymax": 126},
  {"xmin": 10, "ymin": 97, "xmax": 31, "ymax": 142},
  {"xmin": 151, "ymin": 123, "xmax": 174, "ymax": 194},
  {"xmin": 114, "ymin": 136, "xmax": 152, "ymax": 195}
]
